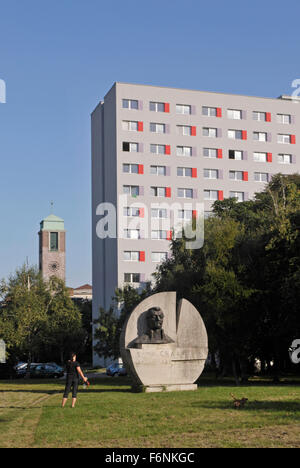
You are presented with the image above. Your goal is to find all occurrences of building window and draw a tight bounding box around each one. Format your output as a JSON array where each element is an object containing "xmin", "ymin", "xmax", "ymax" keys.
[
  {"xmin": 123, "ymin": 207, "xmax": 140, "ymax": 217},
  {"xmin": 177, "ymin": 188, "xmax": 193, "ymax": 199},
  {"xmin": 229, "ymin": 170, "xmax": 243, "ymax": 181},
  {"xmin": 202, "ymin": 106, "xmax": 217, "ymax": 117},
  {"xmin": 177, "ymin": 125, "xmax": 194, "ymax": 136},
  {"xmin": 278, "ymin": 154, "xmax": 292, "ymax": 164},
  {"xmin": 177, "ymin": 146, "xmax": 193, "ymax": 156},
  {"xmin": 228, "ymin": 109, "xmax": 242, "ymax": 120},
  {"xmin": 203, "ymin": 148, "xmax": 218, "ymax": 158},
  {"xmin": 150, "ymin": 165, "xmax": 166, "ymax": 176},
  {"xmin": 50, "ymin": 232, "xmax": 58, "ymax": 251},
  {"xmin": 122, "ymin": 142, "xmax": 138, "ymax": 152},
  {"xmin": 122, "ymin": 99, "xmax": 138, "ymax": 110},
  {"xmin": 277, "ymin": 134, "xmax": 291, "ymax": 144},
  {"xmin": 253, "ymin": 132, "xmax": 267, "ymax": 142},
  {"xmin": 228, "ymin": 129, "xmax": 243, "ymax": 139},
  {"xmin": 204, "ymin": 169, "xmax": 218, "ymax": 179},
  {"xmin": 204, "ymin": 190, "xmax": 219, "ymax": 201},
  {"xmin": 229, "ymin": 149, "xmax": 243, "ymax": 160},
  {"xmin": 124, "ymin": 273, "xmax": 141, "ymax": 283},
  {"xmin": 178, "ymin": 209, "xmax": 193, "ymax": 220},
  {"xmin": 277, "ymin": 114, "xmax": 291, "ymax": 124},
  {"xmin": 203, "ymin": 127, "xmax": 217, "ymax": 137},
  {"xmin": 254, "ymin": 172, "xmax": 269, "ymax": 182},
  {"xmin": 122, "ymin": 120, "xmax": 139, "ymax": 132},
  {"xmin": 150, "ymin": 123, "xmax": 166, "ymax": 134},
  {"xmin": 229, "ymin": 191, "xmax": 244, "ymax": 202},
  {"xmin": 150, "ymin": 144, "xmax": 166, "ymax": 154},
  {"xmin": 150, "ymin": 186, "xmax": 167, "ymax": 197},
  {"xmin": 150, "ymin": 101, "xmax": 165, "ymax": 112},
  {"xmin": 176, "ymin": 104, "xmax": 191, "ymax": 115},
  {"xmin": 123, "ymin": 229, "xmax": 140, "ymax": 239},
  {"xmin": 123, "ymin": 185, "xmax": 139, "ymax": 197},
  {"xmin": 177, "ymin": 167, "xmax": 193, "ymax": 177},
  {"xmin": 253, "ymin": 111, "xmax": 266, "ymax": 121},
  {"xmin": 151, "ymin": 230, "xmax": 168, "ymax": 240},
  {"xmin": 123, "ymin": 251, "xmax": 139, "ymax": 261},
  {"xmin": 152, "ymin": 252, "xmax": 168, "ymax": 262},
  {"xmin": 151, "ymin": 208, "xmax": 168, "ymax": 219},
  {"xmin": 123, "ymin": 163, "xmax": 139, "ymax": 174},
  {"xmin": 253, "ymin": 152, "xmax": 267, "ymax": 163}
]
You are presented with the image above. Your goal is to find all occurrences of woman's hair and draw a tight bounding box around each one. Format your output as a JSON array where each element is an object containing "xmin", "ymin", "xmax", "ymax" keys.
[{"xmin": 69, "ymin": 351, "xmax": 77, "ymax": 361}]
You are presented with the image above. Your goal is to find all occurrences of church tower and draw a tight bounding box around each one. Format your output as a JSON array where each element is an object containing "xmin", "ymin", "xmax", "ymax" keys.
[{"xmin": 39, "ymin": 214, "xmax": 66, "ymax": 282}]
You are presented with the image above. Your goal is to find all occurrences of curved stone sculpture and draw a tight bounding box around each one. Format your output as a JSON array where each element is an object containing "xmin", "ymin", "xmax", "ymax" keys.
[{"xmin": 120, "ymin": 292, "xmax": 208, "ymax": 392}]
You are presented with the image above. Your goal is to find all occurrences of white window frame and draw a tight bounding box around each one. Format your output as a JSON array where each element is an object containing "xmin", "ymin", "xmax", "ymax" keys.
[
  {"xmin": 176, "ymin": 104, "xmax": 191, "ymax": 115},
  {"xmin": 228, "ymin": 109, "xmax": 242, "ymax": 120},
  {"xmin": 278, "ymin": 154, "xmax": 292, "ymax": 164},
  {"xmin": 203, "ymin": 148, "xmax": 218, "ymax": 158},
  {"xmin": 150, "ymin": 102, "xmax": 165, "ymax": 112},
  {"xmin": 202, "ymin": 106, "xmax": 217, "ymax": 117},
  {"xmin": 122, "ymin": 120, "xmax": 138, "ymax": 132},
  {"xmin": 204, "ymin": 169, "xmax": 218, "ymax": 179},
  {"xmin": 277, "ymin": 134, "xmax": 291, "ymax": 144},
  {"xmin": 253, "ymin": 152, "xmax": 267, "ymax": 163},
  {"xmin": 253, "ymin": 132, "xmax": 267, "ymax": 142},
  {"xmin": 203, "ymin": 127, "xmax": 217, "ymax": 137},
  {"xmin": 122, "ymin": 99, "xmax": 138, "ymax": 110},
  {"xmin": 204, "ymin": 190, "xmax": 218, "ymax": 201},
  {"xmin": 176, "ymin": 146, "xmax": 192, "ymax": 156},
  {"xmin": 277, "ymin": 114, "xmax": 291, "ymax": 124}
]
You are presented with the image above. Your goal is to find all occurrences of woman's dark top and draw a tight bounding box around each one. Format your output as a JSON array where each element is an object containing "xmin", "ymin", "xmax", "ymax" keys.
[{"xmin": 66, "ymin": 360, "xmax": 80, "ymax": 380}]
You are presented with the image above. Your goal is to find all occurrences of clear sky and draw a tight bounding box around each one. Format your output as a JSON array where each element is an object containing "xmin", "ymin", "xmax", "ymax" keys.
[{"xmin": 0, "ymin": 0, "xmax": 299, "ymax": 287}]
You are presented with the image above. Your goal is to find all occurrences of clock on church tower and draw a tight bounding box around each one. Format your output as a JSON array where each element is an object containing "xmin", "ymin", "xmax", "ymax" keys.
[{"xmin": 38, "ymin": 214, "xmax": 66, "ymax": 282}]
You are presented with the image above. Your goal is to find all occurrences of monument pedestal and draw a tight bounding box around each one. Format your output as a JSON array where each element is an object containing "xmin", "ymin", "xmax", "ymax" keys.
[{"xmin": 134, "ymin": 384, "xmax": 198, "ymax": 393}]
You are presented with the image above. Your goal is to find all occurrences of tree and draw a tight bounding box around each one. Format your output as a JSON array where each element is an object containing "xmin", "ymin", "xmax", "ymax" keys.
[
  {"xmin": 0, "ymin": 265, "xmax": 86, "ymax": 372},
  {"xmin": 93, "ymin": 284, "xmax": 152, "ymax": 361}
]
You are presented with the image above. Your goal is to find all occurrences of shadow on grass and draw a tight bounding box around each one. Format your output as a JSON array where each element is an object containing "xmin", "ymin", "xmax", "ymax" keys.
[
  {"xmin": 0, "ymin": 377, "xmax": 133, "ymax": 394},
  {"xmin": 191, "ymin": 400, "xmax": 300, "ymax": 412}
]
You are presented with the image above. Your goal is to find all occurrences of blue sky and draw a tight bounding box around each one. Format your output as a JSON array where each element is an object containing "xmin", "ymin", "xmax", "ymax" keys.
[{"xmin": 0, "ymin": 0, "xmax": 299, "ymax": 287}]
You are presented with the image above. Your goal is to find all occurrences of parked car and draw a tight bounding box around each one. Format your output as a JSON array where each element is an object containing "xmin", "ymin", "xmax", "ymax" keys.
[
  {"xmin": 106, "ymin": 363, "xmax": 127, "ymax": 377},
  {"xmin": 17, "ymin": 363, "xmax": 64, "ymax": 379}
]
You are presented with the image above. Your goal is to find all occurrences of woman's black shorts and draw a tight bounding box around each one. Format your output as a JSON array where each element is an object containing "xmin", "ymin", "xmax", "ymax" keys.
[{"xmin": 63, "ymin": 378, "xmax": 79, "ymax": 398}]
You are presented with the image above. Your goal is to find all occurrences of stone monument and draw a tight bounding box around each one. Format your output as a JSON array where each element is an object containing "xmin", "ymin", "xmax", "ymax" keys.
[
  {"xmin": 120, "ymin": 292, "xmax": 208, "ymax": 392},
  {"xmin": 0, "ymin": 339, "xmax": 6, "ymax": 364}
]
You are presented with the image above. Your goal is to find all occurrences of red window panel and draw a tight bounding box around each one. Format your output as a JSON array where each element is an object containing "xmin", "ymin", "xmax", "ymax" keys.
[
  {"xmin": 267, "ymin": 153, "xmax": 272, "ymax": 163},
  {"xmin": 218, "ymin": 190, "xmax": 224, "ymax": 201},
  {"xmin": 139, "ymin": 207, "xmax": 145, "ymax": 218},
  {"xmin": 265, "ymin": 112, "xmax": 271, "ymax": 122},
  {"xmin": 191, "ymin": 126, "xmax": 197, "ymax": 136},
  {"xmin": 165, "ymin": 145, "xmax": 171, "ymax": 155},
  {"xmin": 164, "ymin": 103, "xmax": 170, "ymax": 113},
  {"xmin": 165, "ymin": 187, "xmax": 171, "ymax": 198},
  {"xmin": 192, "ymin": 168, "xmax": 197, "ymax": 178},
  {"xmin": 167, "ymin": 231, "xmax": 173, "ymax": 241},
  {"xmin": 138, "ymin": 164, "xmax": 144, "ymax": 174},
  {"xmin": 217, "ymin": 149, "xmax": 223, "ymax": 159},
  {"xmin": 243, "ymin": 171, "xmax": 248, "ymax": 181},
  {"xmin": 137, "ymin": 121, "xmax": 144, "ymax": 132},
  {"xmin": 242, "ymin": 130, "xmax": 247, "ymax": 140},
  {"xmin": 290, "ymin": 134, "xmax": 296, "ymax": 144},
  {"xmin": 192, "ymin": 210, "xmax": 197, "ymax": 219},
  {"xmin": 139, "ymin": 251, "xmax": 145, "ymax": 262},
  {"xmin": 216, "ymin": 107, "xmax": 222, "ymax": 117}
]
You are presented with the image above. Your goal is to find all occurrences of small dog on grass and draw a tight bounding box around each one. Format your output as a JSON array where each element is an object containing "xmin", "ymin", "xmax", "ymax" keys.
[{"xmin": 230, "ymin": 393, "xmax": 248, "ymax": 408}]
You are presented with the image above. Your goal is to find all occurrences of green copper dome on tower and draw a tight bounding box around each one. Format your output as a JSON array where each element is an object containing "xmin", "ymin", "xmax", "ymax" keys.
[{"xmin": 40, "ymin": 214, "xmax": 65, "ymax": 232}]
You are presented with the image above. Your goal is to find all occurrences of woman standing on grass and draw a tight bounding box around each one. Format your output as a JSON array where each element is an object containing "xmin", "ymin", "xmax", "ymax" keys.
[{"xmin": 61, "ymin": 352, "xmax": 88, "ymax": 408}]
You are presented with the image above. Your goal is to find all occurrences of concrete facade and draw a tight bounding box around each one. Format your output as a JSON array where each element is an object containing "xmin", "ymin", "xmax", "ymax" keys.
[{"xmin": 91, "ymin": 83, "xmax": 300, "ymax": 364}]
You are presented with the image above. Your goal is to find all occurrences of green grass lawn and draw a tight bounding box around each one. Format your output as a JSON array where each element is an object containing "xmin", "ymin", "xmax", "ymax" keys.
[{"xmin": 0, "ymin": 375, "xmax": 299, "ymax": 448}]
